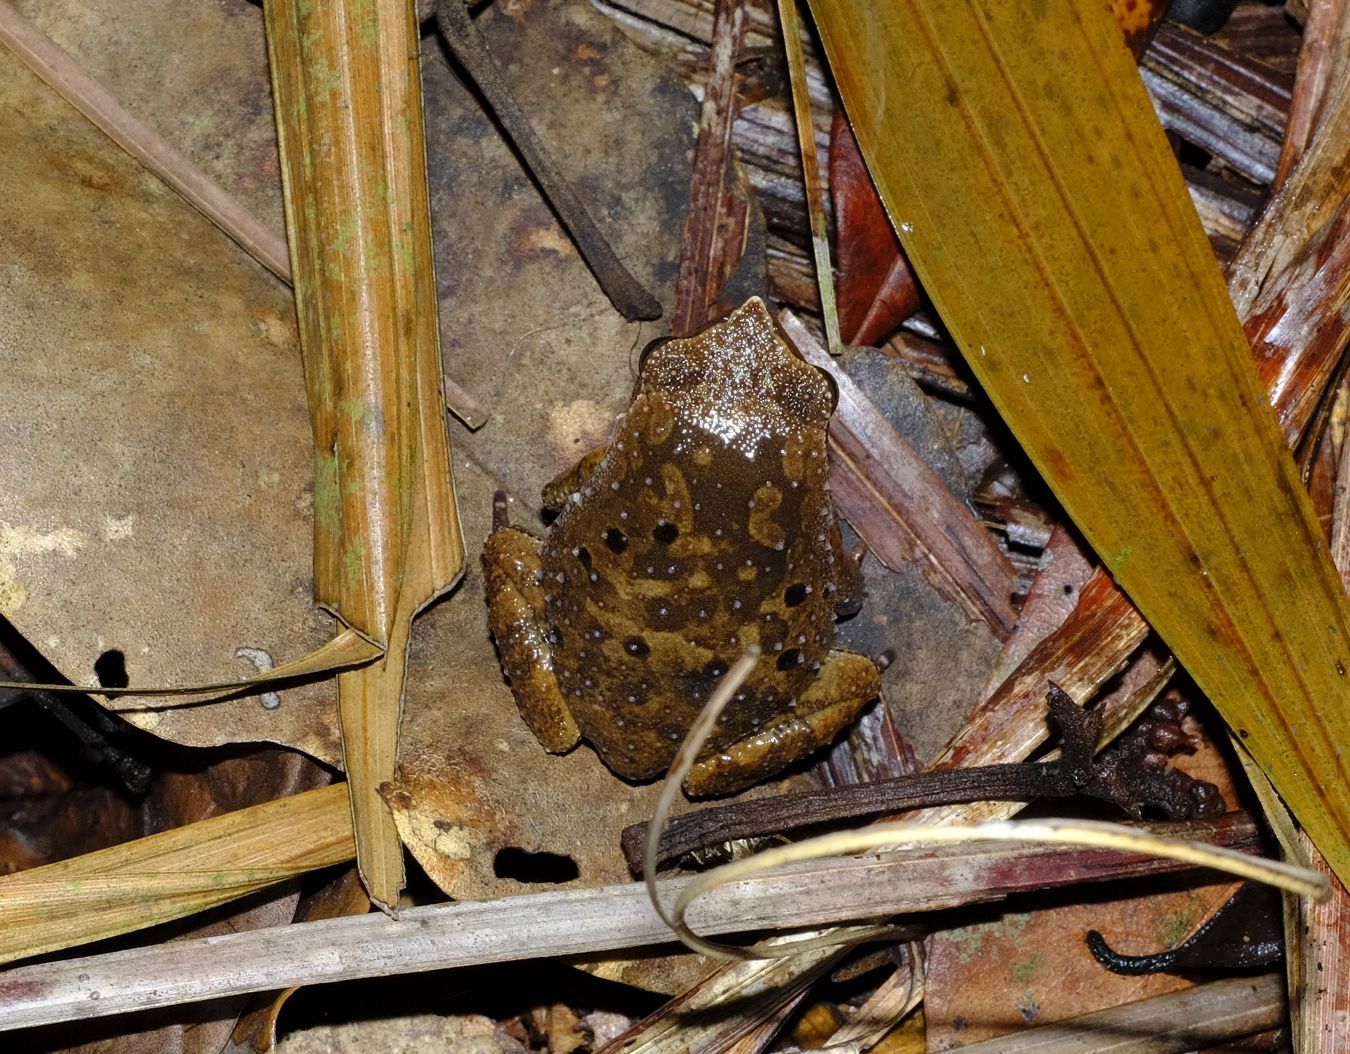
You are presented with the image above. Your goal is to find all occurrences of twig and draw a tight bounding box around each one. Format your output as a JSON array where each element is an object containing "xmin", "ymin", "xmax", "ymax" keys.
[
  {"xmin": 434, "ymin": 0, "xmax": 661, "ymax": 322},
  {"xmin": 0, "ymin": 814, "xmax": 1261, "ymax": 1032},
  {"xmin": 623, "ymin": 685, "xmax": 1215, "ymax": 872}
]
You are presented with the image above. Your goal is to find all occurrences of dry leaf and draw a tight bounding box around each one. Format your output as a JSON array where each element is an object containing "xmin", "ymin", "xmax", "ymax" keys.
[
  {"xmin": 811, "ymin": 0, "xmax": 1350, "ymax": 885},
  {"xmin": 264, "ymin": 0, "xmax": 466, "ymax": 908},
  {"xmin": 828, "ymin": 109, "xmax": 920, "ymax": 348},
  {"xmin": 0, "ymin": 781, "xmax": 351, "ymax": 966},
  {"xmin": 0, "ymin": 44, "xmax": 339, "ymax": 761}
]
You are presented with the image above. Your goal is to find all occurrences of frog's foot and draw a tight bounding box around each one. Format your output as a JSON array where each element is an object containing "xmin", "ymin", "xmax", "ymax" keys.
[
  {"xmin": 482, "ymin": 526, "xmax": 580, "ymax": 752},
  {"xmin": 683, "ymin": 649, "xmax": 882, "ymax": 796}
]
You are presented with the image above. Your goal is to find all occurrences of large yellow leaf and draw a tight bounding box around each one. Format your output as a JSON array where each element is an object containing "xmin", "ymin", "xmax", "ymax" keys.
[{"xmin": 808, "ymin": 0, "xmax": 1350, "ymax": 883}]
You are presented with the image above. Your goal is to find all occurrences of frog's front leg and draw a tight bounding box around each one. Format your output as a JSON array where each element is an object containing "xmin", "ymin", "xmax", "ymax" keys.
[
  {"xmin": 541, "ymin": 444, "xmax": 608, "ymax": 511},
  {"xmin": 481, "ymin": 525, "xmax": 580, "ymax": 752},
  {"xmin": 683, "ymin": 650, "xmax": 881, "ymax": 796}
]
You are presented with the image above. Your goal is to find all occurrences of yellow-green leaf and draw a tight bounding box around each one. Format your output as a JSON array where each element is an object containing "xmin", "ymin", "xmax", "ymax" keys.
[{"xmin": 808, "ymin": 0, "xmax": 1350, "ymax": 883}]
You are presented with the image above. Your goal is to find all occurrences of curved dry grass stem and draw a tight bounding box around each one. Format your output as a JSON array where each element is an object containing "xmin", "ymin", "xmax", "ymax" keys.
[
  {"xmin": 0, "ymin": 628, "xmax": 381, "ymax": 703},
  {"xmin": 670, "ymin": 817, "xmax": 1329, "ymax": 960},
  {"xmin": 645, "ymin": 648, "xmax": 760, "ymax": 929}
]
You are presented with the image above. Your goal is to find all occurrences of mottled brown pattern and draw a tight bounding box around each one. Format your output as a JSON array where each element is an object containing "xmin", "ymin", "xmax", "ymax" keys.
[{"xmin": 483, "ymin": 299, "xmax": 880, "ymax": 793}]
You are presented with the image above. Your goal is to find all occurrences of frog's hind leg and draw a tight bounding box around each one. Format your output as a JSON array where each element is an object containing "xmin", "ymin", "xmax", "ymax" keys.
[
  {"xmin": 481, "ymin": 525, "xmax": 580, "ymax": 752},
  {"xmin": 683, "ymin": 650, "xmax": 881, "ymax": 796}
]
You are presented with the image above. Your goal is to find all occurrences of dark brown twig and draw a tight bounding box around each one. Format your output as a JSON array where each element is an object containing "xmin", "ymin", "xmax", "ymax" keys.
[
  {"xmin": 434, "ymin": 0, "xmax": 661, "ymax": 322},
  {"xmin": 622, "ymin": 686, "xmax": 1222, "ymax": 873}
]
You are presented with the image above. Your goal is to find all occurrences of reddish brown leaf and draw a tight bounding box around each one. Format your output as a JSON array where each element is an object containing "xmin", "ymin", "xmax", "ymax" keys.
[{"xmin": 829, "ymin": 108, "xmax": 919, "ymax": 347}]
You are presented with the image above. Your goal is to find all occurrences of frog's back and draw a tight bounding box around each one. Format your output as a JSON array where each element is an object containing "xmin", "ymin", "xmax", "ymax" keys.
[{"xmin": 540, "ymin": 300, "xmax": 846, "ymax": 779}]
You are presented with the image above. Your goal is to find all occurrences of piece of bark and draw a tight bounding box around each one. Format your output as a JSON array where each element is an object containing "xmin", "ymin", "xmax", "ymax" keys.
[
  {"xmin": 783, "ymin": 313, "xmax": 1018, "ymax": 639},
  {"xmin": 670, "ymin": 0, "xmax": 753, "ymax": 334}
]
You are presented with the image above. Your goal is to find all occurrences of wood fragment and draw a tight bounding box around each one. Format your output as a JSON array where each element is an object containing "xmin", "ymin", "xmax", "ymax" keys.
[
  {"xmin": 939, "ymin": 973, "xmax": 1283, "ymax": 1054},
  {"xmin": 1140, "ymin": 21, "xmax": 1290, "ymax": 184},
  {"xmin": 434, "ymin": 0, "xmax": 661, "ymax": 322},
  {"xmin": 1274, "ymin": 0, "xmax": 1350, "ymax": 187},
  {"xmin": 670, "ymin": 0, "xmax": 751, "ymax": 334},
  {"xmin": 626, "ymin": 679, "xmax": 1195, "ymax": 871},
  {"xmin": 0, "ymin": 816, "xmax": 1263, "ymax": 1032},
  {"xmin": 781, "ymin": 312, "xmax": 1019, "ymax": 638},
  {"xmin": 444, "ymin": 377, "xmax": 491, "ymax": 431}
]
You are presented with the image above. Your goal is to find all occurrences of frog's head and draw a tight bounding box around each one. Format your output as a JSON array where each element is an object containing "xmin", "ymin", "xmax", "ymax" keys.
[{"xmin": 637, "ymin": 298, "xmax": 837, "ymax": 457}]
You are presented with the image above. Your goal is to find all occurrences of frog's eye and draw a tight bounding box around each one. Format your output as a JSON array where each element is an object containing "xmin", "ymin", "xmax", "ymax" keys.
[{"xmin": 637, "ymin": 335, "xmax": 676, "ymax": 374}]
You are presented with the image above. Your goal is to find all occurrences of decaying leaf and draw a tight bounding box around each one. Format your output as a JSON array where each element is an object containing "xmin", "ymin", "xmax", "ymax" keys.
[
  {"xmin": 0, "ymin": 44, "xmax": 340, "ymax": 761},
  {"xmin": 811, "ymin": 0, "xmax": 1350, "ymax": 885},
  {"xmin": 828, "ymin": 110, "xmax": 920, "ymax": 348},
  {"xmin": 0, "ymin": 782, "xmax": 351, "ymax": 967}
]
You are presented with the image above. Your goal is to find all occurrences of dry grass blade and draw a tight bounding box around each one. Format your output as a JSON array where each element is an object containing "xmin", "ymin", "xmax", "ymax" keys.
[
  {"xmin": 781, "ymin": 313, "xmax": 1018, "ymax": 638},
  {"xmin": 777, "ymin": 0, "xmax": 840, "ymax": 355},
  {"xmin": 809, "ymin": 0, "xmax": 1350, "ymax": 884},
  {"xmin": 822, "ymin": 956, "xmax": 922, "ymax": 1049},
  {"xmin": 668, "ymin": 819, "xmax": 1327, "ymax": 960},
  {"xmin": 0, "ymin": 627, "xmax": 380, "ymax": 702},
  {"xmin": 265, "ymin": 0, "xmax": 466, "ymax": 909},
  {"xmin": 0, "ymin": 783, "xmax": 353, "ymax": 967},
  {"xmin": 0, "ymin": 814, "xmax": 1263, "ymax": 1031},
  {"xmin": 597, "ymin": 951, "xmax": 838, "ymax": 1054}
]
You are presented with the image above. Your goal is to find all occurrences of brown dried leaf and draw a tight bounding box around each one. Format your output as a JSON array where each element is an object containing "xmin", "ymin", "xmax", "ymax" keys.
[
  {"xmin": 264, "ymin": 0, "xmax": 466, "ymax": 908},
  {"xmin": 828, "ymin": 109, "xmax": 920, "ymax": 348},
  {"xmin": 0, "ymin": 43, "xmax": 339, "ymax": 761},
  {"xmin": 924, "ymin": 714, "xmax": 1243, "ymax": 1046}
]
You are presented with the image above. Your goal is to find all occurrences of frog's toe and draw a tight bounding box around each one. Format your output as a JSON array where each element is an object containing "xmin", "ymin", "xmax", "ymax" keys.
[{"xmin": 682, "ymin": 649, "xmax": 880, "ymax": 796}]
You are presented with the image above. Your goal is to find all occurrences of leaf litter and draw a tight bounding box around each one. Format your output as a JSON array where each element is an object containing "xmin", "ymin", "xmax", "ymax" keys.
[{"xmin": 0, "ymin": 0, "xmax": 1348, "ymax": 1050}]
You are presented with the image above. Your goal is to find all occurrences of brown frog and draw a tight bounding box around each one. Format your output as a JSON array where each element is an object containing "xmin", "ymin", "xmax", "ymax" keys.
[{"xmin": 482, "ymin": 298, "xmax": 881, "ymax": 795}]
